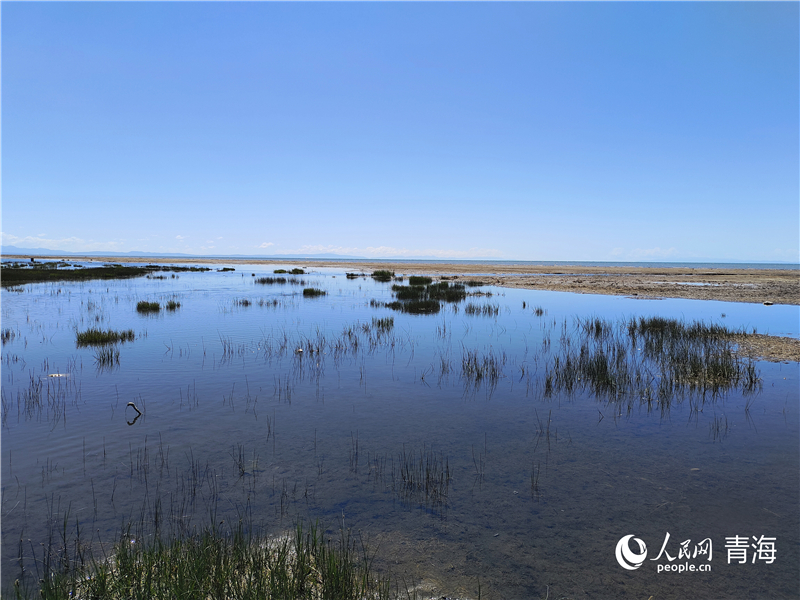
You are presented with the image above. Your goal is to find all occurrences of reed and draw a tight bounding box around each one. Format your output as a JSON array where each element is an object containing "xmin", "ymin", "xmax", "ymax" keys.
[
  {"xmin": 371, "ymin": 270, "xmax": 394, "ymax": 282},
  {"xmin": 407, "ymin": 276, "xmax": 432, "ymax": 286},
  {"xmin": 464, "ymin": 303, "xmax": 500, "ymax": 317},
  {"xmin": 136, "ymin": 301, "xmax": 160, "ymax": 313},
  {"xmin": 302, "ymin": 288, "xmax": 326, "ymax": 297},
  {"xmin": 76, "ymin": 328, "xmax": 135, "ymax": 346},
  {"xmin": 27, "ymin": 520, "xmax": 392, "ymax": 600}
]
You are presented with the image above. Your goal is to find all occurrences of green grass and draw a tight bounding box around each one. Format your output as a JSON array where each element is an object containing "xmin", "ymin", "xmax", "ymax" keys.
[
  {"xmin": 370, "ymin": 270, "xmax": 394, "ymax": 282},
  {"xmin": 256, "ymin": 276, "xmax": 287, "ymax": 285},
  {"xmin": 76, "ymin": 328, "xmax": 135, "ymax": 346},
  {"xmin": 303, "ymin": 287, "xmax": 327, "ymax": 297},
  {"xmin": 166, "ymin": 300, "xmax": 181, "ymax": 311},
  {"xmin": 408, "ymin": 276, "xmax": 432, "ymax": 286},
  {"xmin": 29, "ymin": 521, "xmax": 392, "ymax": 600},
  {"xmin": 218, "ymin": 267, "xmax": 236, "ymax": 272},
  {"xmin": 136, "ymin": 301, "xmax": 160, "ymax": 313},
  {"xmin": 1, "ymin": 264, "xmax": 150, "ymax": 286},
  {"xmin": 290, "ymin": 268, "xmax": 305, "ymax": 275}
]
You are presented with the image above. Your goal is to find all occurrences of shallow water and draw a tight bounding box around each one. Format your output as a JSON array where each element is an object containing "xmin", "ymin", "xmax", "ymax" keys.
[{"xmin": 2, "ymin": 264, "xmax": 798, "ymax": 598}]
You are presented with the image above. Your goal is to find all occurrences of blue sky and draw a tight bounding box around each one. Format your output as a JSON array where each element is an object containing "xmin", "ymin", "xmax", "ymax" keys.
[{"xmin": 2, "ymin": 2, "xmax": 798, "ymax": 262}]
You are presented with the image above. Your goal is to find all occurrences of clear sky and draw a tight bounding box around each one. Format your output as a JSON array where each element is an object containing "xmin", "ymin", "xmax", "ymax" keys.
[{"xmin": 2, "ymin": 2, "xmax": 798, "ymax": 262}]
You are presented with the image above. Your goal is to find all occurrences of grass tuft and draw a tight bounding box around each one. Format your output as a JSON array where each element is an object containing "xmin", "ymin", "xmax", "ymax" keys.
[
  {"xmin": 371, "ymin": 270, "xmax": 394, "ymax": 282},
  {"xmin": 408, "ymin": 276, "xmax": 432, "ymax": 286},
  {"xmin": 136, "ymin": 301, "xmax": 160, "ymax": 313},
  {"xmin": 76, "ymin": 328, "xmax": 135, "ymax": 346},
  {"xmin": 303, "ymin": 288, "xmax": 326, "ymax": 297}
]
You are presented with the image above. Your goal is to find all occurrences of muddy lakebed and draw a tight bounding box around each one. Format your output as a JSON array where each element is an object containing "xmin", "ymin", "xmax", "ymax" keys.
[{"xmin": 2, "ymin": 262, "xmax": 798, "ymax": 598}]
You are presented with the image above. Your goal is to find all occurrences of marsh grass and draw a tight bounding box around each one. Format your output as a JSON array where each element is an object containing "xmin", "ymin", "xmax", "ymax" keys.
[
  {"xmin": 407, "ymin": 276, "xmax": 432, "ymax": 286},
  {"xmin": 541, "ymin": 316, "xmax": 761, "ymax": 403},
  {"xmin": 1, "ymin": 264, "xmax": 149, "ymax": 286},
  {"xmin": 28, "ymin": 521, "xmax": 392, "ymax": 600},
  {"xmin": 165, "ymin": 300, "xmax": 181, "ymax": 311},
  {"xmin": 303, "ymin": 288, "xmax": 326, "ymax": 297},
  {"xmin": 76, "ymin": 328, "xmax": 135, "ymax": 346},
  {"xmin": 234, "ymin": 298, "xmax": 252, "ymax": 307},
  {"xmin": 385, "ymin": 281, "xmax": 466, "ymax": 315},
  {"xmin": 464, "ymin": 303, "xmax": 500, "ymax": 317},
  {"xmin": 2, "ymin": 328, "xmax": 16, "ymax": 345},
  {"xmin": 256, "ymin": 276, "xmax": 287, "ymax": 285},
  {"xmin": 136, "ymin": 301, "xmax": 160, "ymax": 314},
  {"xmin": 371, "ymin": 270, "xmax": 394, "ymax": 282}
]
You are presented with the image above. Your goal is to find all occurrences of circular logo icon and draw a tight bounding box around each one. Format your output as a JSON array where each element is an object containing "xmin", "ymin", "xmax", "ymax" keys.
[{"xmin": 616, "ymin": 535, "xmax": 648, "ymax": 570}]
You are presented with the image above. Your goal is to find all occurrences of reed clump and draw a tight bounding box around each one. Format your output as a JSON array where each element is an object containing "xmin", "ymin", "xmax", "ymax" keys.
[
  {"xmin": 407, "ymin": 276, "xmax": 432, "ymax": 286},
  {"xmin": 166, "ymin": 300, "xmax": 181, "ymax": 311},
  {"xmin": 302, "ymin": 288, "xmax": 326, "ymax": 297},
  {"xmin": 136, "ymin": 301, "xmax": 160, "ymax": 313},
  {"xmin": 385, "ymin": 281, "xmax": 466, "ymax": 315},
  {"xmin": 542, "ymin": 316, "xmax": 761, "ymax": 402},
  {"xmin": 76, "ymin": 328, "xmax": 135, "ymax": 346},
  {"xmin": 256, "ymin": 277, "xmax": 287, "ymax": 285},
  {"xmin": 371, "ymin": 270, "xmax": 394, "ymax": 282}
]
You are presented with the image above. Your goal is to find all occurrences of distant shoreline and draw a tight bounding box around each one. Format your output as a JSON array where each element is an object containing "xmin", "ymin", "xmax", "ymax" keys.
[{"xmin": 6, "ymin": 253, "xmax": 798, "ymax": 307}]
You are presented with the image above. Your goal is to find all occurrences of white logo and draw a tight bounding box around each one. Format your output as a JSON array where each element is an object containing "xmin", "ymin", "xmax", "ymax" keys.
[{"xmin": 616, "ymin": 535, "xmax": 648, "ymax": 570}]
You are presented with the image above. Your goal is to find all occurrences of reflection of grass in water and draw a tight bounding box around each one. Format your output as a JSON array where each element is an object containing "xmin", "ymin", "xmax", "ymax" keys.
[
  {"xmin": 464, "ymin": 303, "xmax": 499, "ymax": 317},
  {"xmin": 76, "ymin": 328, "xmax": 135, "ymax": 346},
  {"xmin": 93, "ymin": 346, "xmax": 120, "ymax": 369},
  {"xmin": 31, "ymin": 520, "xmax": 393, "ymax": 600}
]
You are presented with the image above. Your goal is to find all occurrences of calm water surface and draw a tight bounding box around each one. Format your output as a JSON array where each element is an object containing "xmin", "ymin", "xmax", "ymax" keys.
[{"xmin": 2, "ymin": 264, "xmax": 798, "ymax": 598}]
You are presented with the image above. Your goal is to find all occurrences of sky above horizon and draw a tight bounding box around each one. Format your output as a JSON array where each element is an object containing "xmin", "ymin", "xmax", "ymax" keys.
[{"xmin": 2, "ymin": 3, "xmax": 798, "ymax": 262}]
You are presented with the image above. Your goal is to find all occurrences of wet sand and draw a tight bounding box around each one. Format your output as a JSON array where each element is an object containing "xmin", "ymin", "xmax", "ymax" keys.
[{"xmin": 12, "ymin": 255, "xmax": 799, "ymax": 361}]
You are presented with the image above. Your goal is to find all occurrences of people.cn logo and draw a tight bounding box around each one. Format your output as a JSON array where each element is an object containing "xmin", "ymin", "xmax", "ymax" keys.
[{"xmin": 616, "ymin": 535, "xmax": 648, "ymax": 570}]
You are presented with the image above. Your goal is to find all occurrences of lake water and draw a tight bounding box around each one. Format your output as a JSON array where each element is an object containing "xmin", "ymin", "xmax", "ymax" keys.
[{"xmin": 2, "ymin": 263, "xmax": 798, "ymax": 598}]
